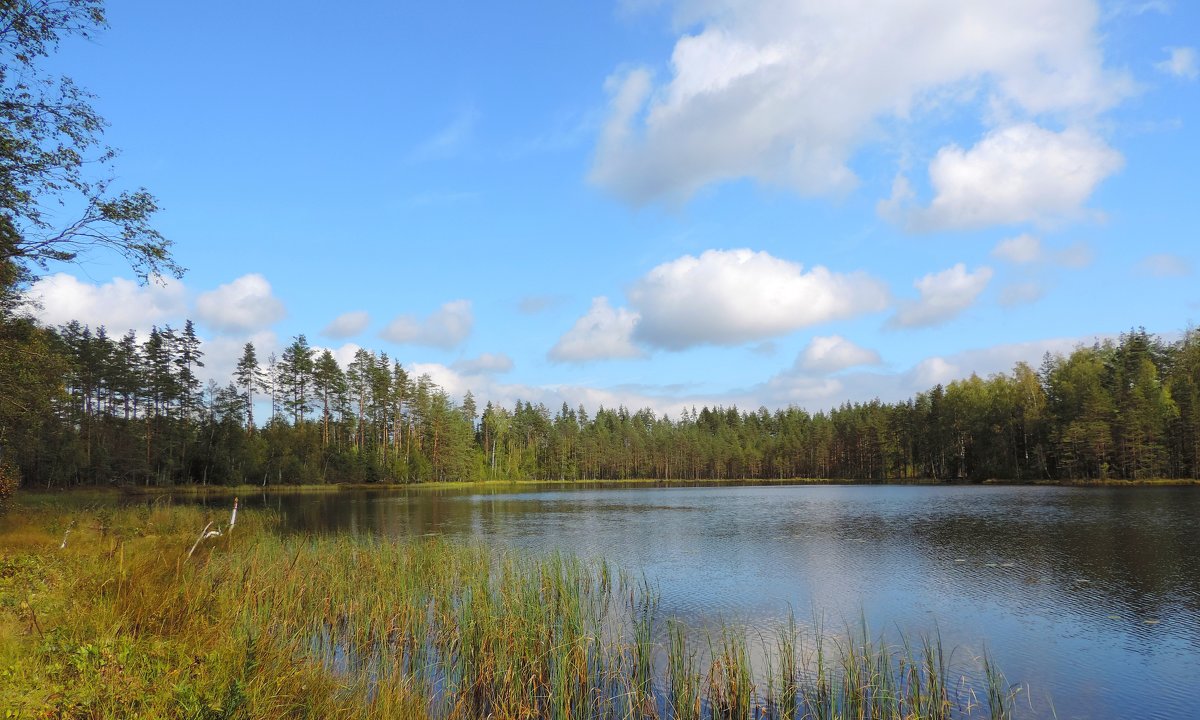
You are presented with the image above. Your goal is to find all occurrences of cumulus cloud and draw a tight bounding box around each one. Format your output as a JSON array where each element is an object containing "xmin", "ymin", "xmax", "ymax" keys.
[
  {"xmin": 304, "ymin": 342, "xmax": 363, "ymax": 371},
  {"xmin": 902, "ymin": 124, "xmax": 1123, "ymax": 230},
  {"xmin": 195, "ymin": 274, "xmax": 286, "ymax": 334},
  {"xmin": 756, "ymin": 335, "xmax": 1095, "ymax": 411},
  {"xmin": 322, "ymin": 311, "xmax": 370, "ymax": 339},
  {"xmin": 890, "ymin": 264, "xmax": 993, "ymax": 328},
  {"xmin": 1156, "ymin": 47, "xmax": 1198, "ymax": 80},
  {"xmin": 380, "ymin": 300, "xmax": 473, "ymax": 349},
  {"xmin": 991, "ymin": 234, "xmax": 1042, "ymax": 264},
  {"xmin": 452, "ymin": 352, "xmax": 515, "ymax": 375},
  {"xmin": 756, "ymin": 375, "xmax": 848, "ymax": 408},
  {"xmin": 26, "ymin": 273, "xmax": 186, "ymax": 333},
  {"xmin": 629, "ymin": 249, "xmax": 889, "ymax": 349},
  {"xmin": 591, "ymin": 1, "xmax": 1130, "ymax": 206},
  {"xmin": 409, "ymin": 333, "xmax": 1116, "ymax": 419},
  {"xmin": 549, "ymin": 297, "xmax": 644, "ymax": 362},
  {"xmin": 913, "ymin": 357, "xmax": 965, "ymax": 389},
  {"xmin": 798, "ymin": 336, "xmax": 882, "ymax": 374},
  {"xmin": 407, "ymin": 361, "xmax": 698, "ymax": 418},
  {"xmin": 201, "ymin": 330, "xmax": 280, "ymax": 386},
  {"xmin": 1136, "ymin": 253, "xmax": 1191, "ymax": 277}
]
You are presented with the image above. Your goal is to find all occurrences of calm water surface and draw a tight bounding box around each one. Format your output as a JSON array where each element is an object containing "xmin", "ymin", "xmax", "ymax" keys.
[{"xmin": 226, "ymin": 484, "xmax": 1199, "ymax": 719}]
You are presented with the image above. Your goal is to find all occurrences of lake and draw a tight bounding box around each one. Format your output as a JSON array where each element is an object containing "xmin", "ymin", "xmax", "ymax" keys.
[{"xmin": 213, "ymin": 483, "xmax": 1199, "ymax": 719}]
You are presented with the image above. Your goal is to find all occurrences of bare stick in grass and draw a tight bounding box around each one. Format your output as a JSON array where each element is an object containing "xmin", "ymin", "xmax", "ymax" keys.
[{"xmin": 187, "ymin": 521, "xmax": 221, "ymax": 559}]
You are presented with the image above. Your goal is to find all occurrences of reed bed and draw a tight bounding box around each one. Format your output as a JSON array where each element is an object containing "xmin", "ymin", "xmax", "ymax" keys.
[{"xmin": 0, "ymin": 501, "xmax": 1020, "ymax": 719}]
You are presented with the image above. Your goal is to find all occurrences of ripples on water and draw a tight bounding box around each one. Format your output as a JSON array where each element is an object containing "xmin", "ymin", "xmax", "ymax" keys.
[{"xmin": 225, "ymin": 484, "xmax": 1200, "ymax": 720}]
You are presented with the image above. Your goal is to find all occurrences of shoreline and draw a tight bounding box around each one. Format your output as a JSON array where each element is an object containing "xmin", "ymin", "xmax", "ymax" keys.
[{"xmin": 18, "ymin": 475, "xmax": 1200, "ymax": 500}]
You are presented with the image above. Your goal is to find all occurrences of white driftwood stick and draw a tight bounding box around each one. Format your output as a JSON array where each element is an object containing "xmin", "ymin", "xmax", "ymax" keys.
[{"xmin": 187, "ymin": 521, "xmax": 220, "ymax": 558}]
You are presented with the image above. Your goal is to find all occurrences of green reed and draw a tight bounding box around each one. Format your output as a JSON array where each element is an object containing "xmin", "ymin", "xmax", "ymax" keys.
[{"xmin": 1, "ymin": 501, "xmax": 1029, "ymax": 720}]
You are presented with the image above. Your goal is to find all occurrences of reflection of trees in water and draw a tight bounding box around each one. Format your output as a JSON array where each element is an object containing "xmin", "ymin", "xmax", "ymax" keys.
[
  {"xmin": 905, "ymin": 490, "xmax": 1200, "ymax": 623},
  {"xmin": 258, "ymin": 486, "xmax": 1199, "ymax": 636}
]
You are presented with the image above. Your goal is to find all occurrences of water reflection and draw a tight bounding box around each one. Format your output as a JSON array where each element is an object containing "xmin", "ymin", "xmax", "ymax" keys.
[{"xmin": 213, "ymin": 484, "xmax": 1199, "ymax": 720}]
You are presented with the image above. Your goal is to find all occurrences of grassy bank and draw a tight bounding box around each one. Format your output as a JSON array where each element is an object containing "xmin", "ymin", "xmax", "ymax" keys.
[
  {"xmin": 109, "ymin": 478, "xmax": 866, "ymax": 498},
  {"xmin": 1, "ymin": 498, "xmax": 1019, "ymax": 719},
  {"xmin": 56, "ymin": 475, "xmax": 1200, "ymax": 501}
]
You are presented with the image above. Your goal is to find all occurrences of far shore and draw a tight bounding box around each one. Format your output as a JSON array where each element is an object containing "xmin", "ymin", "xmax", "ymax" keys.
[{"xmin": 18, "ymin": 475, "xmax": 1200, "ymax": 500}]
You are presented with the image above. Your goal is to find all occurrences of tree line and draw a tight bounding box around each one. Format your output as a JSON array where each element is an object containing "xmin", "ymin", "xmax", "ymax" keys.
[
  {"xmin": 1, "ymin": 320, "xmax": 1197, "ymax": 488},
  {"xmin": 2, "ymin": 3, "xmax": 1199, "ymax": 490}
]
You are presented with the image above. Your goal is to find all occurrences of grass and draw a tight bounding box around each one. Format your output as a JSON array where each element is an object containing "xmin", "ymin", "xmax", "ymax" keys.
[
  {"xmin": 109, "ymin": 478, "xmax": 866, "ymax": 498},
  {"xmin": 0, "ymin": 496, "xmax": 1023, "ymax": 719},
  {"xmin": 29, "ymin": 473, "xmax": 1200, "ymax": 506}
]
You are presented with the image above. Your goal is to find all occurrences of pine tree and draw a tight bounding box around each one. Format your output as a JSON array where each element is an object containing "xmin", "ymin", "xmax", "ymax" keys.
[
  {"xmin": 234, "ymin": 342, "xmax": 263, "ymax": 430},
  {"xmin": 176, "ymin": 320, "xmax": 204, "ymax": 421},
  {"xmin": 279, "ymin": 335, "xmax": 315, "ymax": 425},
  {"xmin": 313, "ymin": 349, "xmax": 345, "ymax": 446}
]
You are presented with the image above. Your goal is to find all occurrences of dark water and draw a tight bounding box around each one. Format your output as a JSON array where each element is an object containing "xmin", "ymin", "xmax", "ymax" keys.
[{"xmin": 220, "ymin": 484, "xmax": 1199, "ymax": 719}]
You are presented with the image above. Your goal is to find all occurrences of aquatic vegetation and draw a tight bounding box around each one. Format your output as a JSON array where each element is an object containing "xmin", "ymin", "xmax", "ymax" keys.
[{"xmin": 0, "ymin": 500, "xmax": 1022, "ymax": 719}]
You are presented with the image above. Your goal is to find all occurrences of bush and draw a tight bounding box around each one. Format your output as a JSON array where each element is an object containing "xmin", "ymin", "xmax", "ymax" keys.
[{"xmin": 0, "ymin": 461, "xmax": 18, "ymax": 515}]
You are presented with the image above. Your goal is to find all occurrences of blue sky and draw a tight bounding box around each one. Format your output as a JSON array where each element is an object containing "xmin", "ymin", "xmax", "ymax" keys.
[{"xmin": 27, "ymin": 0, "xmax": 1200, "ymax": 415}]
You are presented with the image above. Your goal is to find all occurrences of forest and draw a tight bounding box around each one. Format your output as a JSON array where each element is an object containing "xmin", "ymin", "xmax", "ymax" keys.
[
  {"xmin": 1, "ymin": 3, "xmax": 1198, "ymax": 491},
  {"xmin": 1, "ymin": 317, "xmax": 1198, "ymax": 488}
]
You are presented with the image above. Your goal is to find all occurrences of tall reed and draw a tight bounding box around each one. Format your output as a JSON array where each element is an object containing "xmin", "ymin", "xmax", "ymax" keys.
[{"xmin": 0, "ymin": 502, "xmax": 1030, "ymax": 720}]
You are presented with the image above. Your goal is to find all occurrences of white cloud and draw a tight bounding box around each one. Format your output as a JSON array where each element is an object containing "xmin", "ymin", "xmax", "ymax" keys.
[
  {"xmin": 798, "ymin": 336, "xmax": 882, "ymax": 374},
  {"xmin": 876, "ymin": 175, "xmax": 916, "ymax": 224},
  {"xmin": 195, "ymin": 273, "xmax": 286, "ymax": 334},
  {"xmin": 26, "ymin": 273, "xmax": 186, "ymax": 333},
  {"xmin": 380, "ymin": 300, "xmax": 474, "ymax": 349},
  {"xmin": 905, "ymin": 124, "xmax": 1123, "ymax": 230},
  {"xmin": 999, "ymin": 281, "xmax": 1046, "ymax": 306},
  {"xmin": 756, "ymin": 375, "xmax": 848, "ymax": 408},
  {"xmin": 1056, "ymin": 242, "xmax": 1094, "ymax": 268},
  {"xmin": 201, "ymin": 330, "xmax": 280, "ymax": 386},
  {"xmin": 1156, "ymin": 47, "xmax": 1198, "ymax": 80},
  {"xmin": 591, "ymin": 1, "xmax": 1131, "ymax": 206},
  {"xmin": 322, "ymin": 311, "xmax": 370, "ymax": 339},
  {"xmin": 890, "ymin": 264, "xmax": 993, "ymax": 328},
  {"xmin": 756, "ymin": 335, "xmax": 1095, "ymax": 410},
  {"xmin": 549, "ymin": 297, "xmax": 644, "ymax": 363},
  {"xmin": 306, "ymin": 342, "xmax": 363, "ymax": 371},
  {"xmin": 408, "ymin": 361, "xmax": 698, "ymax": 418},
  {"xmin": 991, "ymin": 234, "xmax": 1042, "ymax": 264},
  {"xmin": 991, "ymin": 235, "xmax": 1093, "ymax": 269},
  {"xmin": 410, "ymin": 333, "xmax": 1119, "ymax": 419},
  {"xmin": 452, "ymin": 352, "xmax": 515, "ymax": 375},
  {"xmin": 1137, "ymin": 253, "xmax": 1191, "ymax": 277},
  {"xmin": 909, "ymin": 357, "xmax": 962, "ymax": 390},
  {"xmin": 629, "ymin": 249, "xmax": 889, "ymax": 349},
  {"xmin": 329, "ymin": 343, "xmax": 362, "ymax": 368}
]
